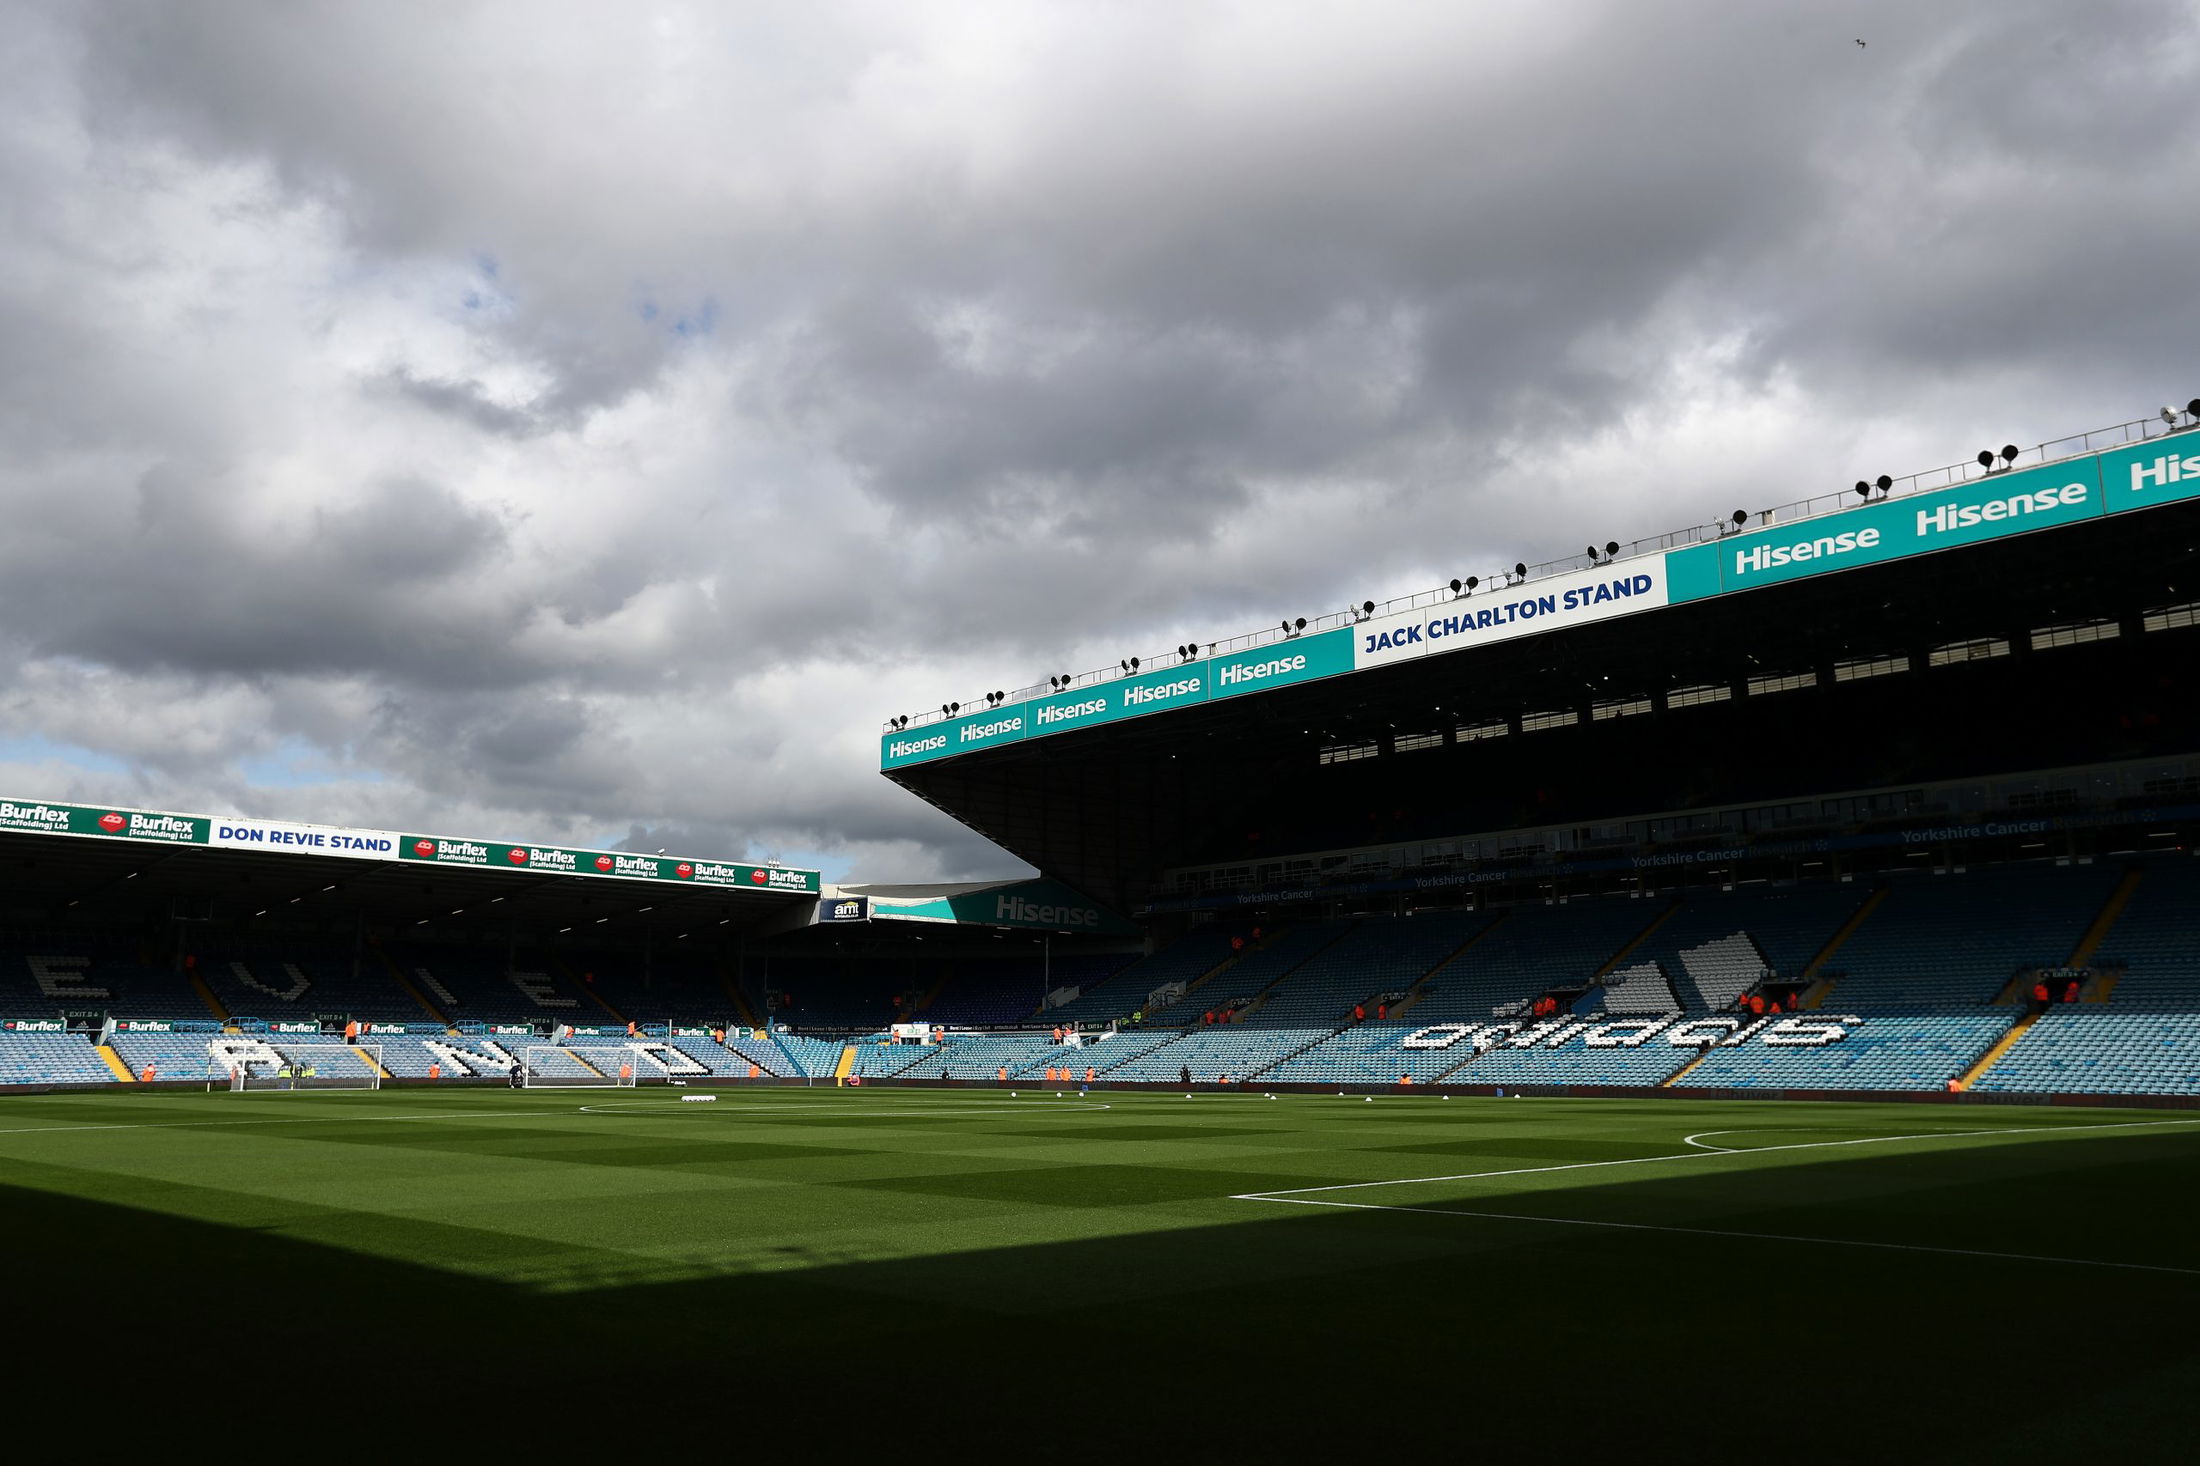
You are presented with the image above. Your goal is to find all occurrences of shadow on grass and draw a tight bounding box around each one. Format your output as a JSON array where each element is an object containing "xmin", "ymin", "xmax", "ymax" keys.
[{"xmin": 16, "ymin": 1125, "xmax": 2200, "ymax": 1459}]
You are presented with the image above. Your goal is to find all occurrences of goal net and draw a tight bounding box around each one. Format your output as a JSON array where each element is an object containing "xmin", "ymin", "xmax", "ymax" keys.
[
  {"xmin": 520, "ymin": 1045, "xmax": 639, "ymax": 1088},
  {"xmin": 211, "ymin": 1039, "xmax": 382, "ymax": 1092}
]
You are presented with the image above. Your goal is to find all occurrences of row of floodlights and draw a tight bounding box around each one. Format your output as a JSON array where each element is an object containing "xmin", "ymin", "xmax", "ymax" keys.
[{"xmin": 891, "ymin": 401, "xmax": 2200, "ymax": 729}]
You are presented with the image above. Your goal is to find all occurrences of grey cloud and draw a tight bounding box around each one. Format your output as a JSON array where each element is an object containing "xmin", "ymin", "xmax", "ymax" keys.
[
  {"xmin": 378, "ymin": 372, "xmax": 544, "ymax": 439},
  {"xmin": 2, "ymin": 0, "xmax": 2195, "ymax": 882}
]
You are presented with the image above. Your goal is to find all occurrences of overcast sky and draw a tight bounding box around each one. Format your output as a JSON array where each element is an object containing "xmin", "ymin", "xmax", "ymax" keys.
[{"xmin": 1, "ymin": 0, "xmax": 2195, "ymax": 881}]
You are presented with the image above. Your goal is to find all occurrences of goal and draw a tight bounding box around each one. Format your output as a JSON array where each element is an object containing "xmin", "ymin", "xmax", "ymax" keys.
[
  {"xmin": 521, "ymin": 1045, "xmax": 639, "ymax": 1088},
  {"xmin": 212, "ymin": 1040, "xmax": 382, "ymax": 1092}
]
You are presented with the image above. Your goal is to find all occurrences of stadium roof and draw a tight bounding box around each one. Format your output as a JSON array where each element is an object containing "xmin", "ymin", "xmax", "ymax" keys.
[
  {"xmin": 0, "ymin": 798, "xmax": 819, "ymax": 938},
  {"xmin": 888, "ymin": 443, "xmax": 2200, "ymax": 911}
]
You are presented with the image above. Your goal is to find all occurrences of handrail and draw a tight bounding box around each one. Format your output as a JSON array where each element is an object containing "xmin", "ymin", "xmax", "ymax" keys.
[{"xmin": 884, "ymin": 405, "xmax": 2200, "ymax": 731}]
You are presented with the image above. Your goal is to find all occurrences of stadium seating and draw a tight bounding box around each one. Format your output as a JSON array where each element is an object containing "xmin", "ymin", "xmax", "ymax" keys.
[
  {"xmin": 1041, "ymin": 928, "xmax": 1244, "ymax": 1025},
  {"xmin": 1818, "ymin": 864, "xmax": 2118, "ymax": 1010},
  {"xmin": 1673, "ymin": 1013, "xmax": 2015, "ymax": 1091},
  {"xmin": 1972, "ymin": 1011, "xmax": 2200, "ymax": 1095},
  {"xmin": 0, "ymin": 1031, "xmax": 122, "ymax": 1085},
  {"xmin": 1148, "ymin": 924, "xmax": 1352, "ymax": 1023},
  {"xmin": 1243, "ymin": 912, "xmax": 1494, "ymax": 1027},
  {"xmin": 1, "ymin": 934, "xmax": 216, "ymax": 1021},
  {"xmin": 193, "ymin": 944, "xmax": 423, "ymax": 1023},
  {"xmin": 8, "ymin": 860, "xmax": 2199, "ymax": 1097},
  {"xmin": 1099, "ymin": 1028, "xmax": 1327, "ymax": 1083},
  {"xmin": 1404, "ymin": 898, "xmax": 1661, "ymax": 1021}
]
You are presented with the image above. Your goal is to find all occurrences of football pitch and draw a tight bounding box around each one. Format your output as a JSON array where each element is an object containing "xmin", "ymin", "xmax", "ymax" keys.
[{"xmin": 8, "ymin": 1086, "xmax": 2199, "ymax": 1458}]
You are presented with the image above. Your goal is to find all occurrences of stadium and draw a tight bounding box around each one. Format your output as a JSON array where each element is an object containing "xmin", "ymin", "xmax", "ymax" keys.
[{"xmin": 9, "ymin": 403, "xmax": 2200, "ymax": 1454}]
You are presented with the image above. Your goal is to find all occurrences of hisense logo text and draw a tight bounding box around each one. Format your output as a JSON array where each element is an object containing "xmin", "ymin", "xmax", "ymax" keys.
[
  {"xmin": 1123, "ymin": 677, "xmax": 1199, "ymax": 705},
  {"xmin": 1038, "ymin": 698, "xmax": 1106, "ymax": 725},
  {"xmin": 1220, "ymin": 653, "xmax": 1306, "ymax": 686},
  {"xmin": 2131, "ymin": 452, "xmax": 2200, "ymax": 490},
  {"xmin": 889, "ymin": 735, "xmax": 947, "ymax": 757},
  {"xmin": 996, "ymin": 894, "xmax": 1099, "ymax": 927},
  {"xmin": 1734, "ymin": 527, "xmax": 1880, "ymax": 575},
  {"xmin": 958, "ymin": 717, "xmax": 1022, "ymax": 742},
  {"xmin": 1916, "ymin": 482, "xmax": 2087, "ymax": 535}
]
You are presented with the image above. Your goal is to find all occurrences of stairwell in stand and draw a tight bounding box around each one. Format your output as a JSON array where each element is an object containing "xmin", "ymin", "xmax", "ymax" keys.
[
  {"xmin": 553, "ymin": 955, "xmax": 628, "ymax": 1025},
  {"xmin": 2070, "ymin": 867, "xmax": 2144, "ymax": 969},
  {"xmin": 1659, "ymin": 1048, "xmax": 1711, "ymax": 1088},
  {"xmin": 1801, "ymin": 886, "xmax": 1890, "ymax": 1008},
  {"xmin": 187, "ymin": 966, "xmax": 229, "ymax": 1021},
  {"xmin": 1592, "ymin": 901, "xmax": 1680, "ymax": 980},
  {"xmin": 1231, "ymin": 924, "xmax": 1363, "ymax": 1020},
  {"xmin": 1950, "ymin": 1012, "xmax": 2040, "ymax": 1092},
  {"xmin": 1388, "ymin": 912, "xmax": 1513, "ymax": 1020},
  {"xmin": 380, "ymin": 949, "xmax": 454, "ymax": 1026}
]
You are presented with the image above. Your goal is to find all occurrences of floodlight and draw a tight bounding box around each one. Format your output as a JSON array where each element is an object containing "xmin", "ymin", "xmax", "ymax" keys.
[
  {"xmin": 2167, "ymin": 407, "xmax": 2181, "ymax": 427},
  {"xmin": 1875, "ymin": 474, "xmax": 1893, "ymax": 492},
  {"xmin": 1361, "ymin": 599, "xmax": 1375, "ymax": 616},
  {"xmin": 1513, "ymin": 562, "xmax": 1527, "ymax": 579},
  {"xmin": 1604, "ymin": 540, "xmax": 1619, "ymax": 557},
  {"xmin": 1977, "ymin": 450, "xmax": 1995, "ymax": 469},
  {"xmin": 2001, "ymin": 444, "xmax": 2020, "ymax": 465},
  {"xmin": 1731, "ymin": 509, "xmax": 1748, "ymax": 526},
  {"xmin": 1854, "ymin": 480, "xmax": 1870, "ymax": 498}
]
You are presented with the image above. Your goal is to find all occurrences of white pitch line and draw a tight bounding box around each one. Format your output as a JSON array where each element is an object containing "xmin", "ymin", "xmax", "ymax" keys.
[
  {"xmin": 1234, "ymin": 1117, "xmax": 2200, "ymax": 1200},
  {"xmin": 0, "ymin": 1095, "xmax": 1117, "ymax": 1136},
  {"xmin": 1234, "ymin": 1194, "xmax": 2200, "ymax": 1278},
  {"xmin": 0, "ymin": 1104, "xmax": 596, "ymax": 1138},
  {"xmin": 575, "ymin": 1100, "xmax": 1111, "ymax": 1116},
  {"xmin": 1683, "ymin": 1127, "xmax": 1862, "ymax": 1152}
]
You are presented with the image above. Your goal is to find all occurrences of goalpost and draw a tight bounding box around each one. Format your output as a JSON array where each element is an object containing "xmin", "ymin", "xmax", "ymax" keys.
[
  {"xmin": 212, "ymin": 1040, "xmax": 382, "ymax": 1093},
  {"xmin": 520, "ymin": 1044, "xmax": 640, "ymax": 1089}
]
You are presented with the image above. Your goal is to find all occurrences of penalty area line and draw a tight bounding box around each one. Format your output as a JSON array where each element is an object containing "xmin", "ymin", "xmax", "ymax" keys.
[
  {"xmin": 1235, "ymin": 1117, "xmax": 2200, "ymax": 1199},
  {"xmin": 1230, "ymin": 1193, "xmax": 2200, "ymax": 1278}
]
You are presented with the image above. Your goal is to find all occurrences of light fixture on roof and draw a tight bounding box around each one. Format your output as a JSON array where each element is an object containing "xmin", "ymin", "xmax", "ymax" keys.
[
  {"xmin": 1280, "ymin": 617, "xmax": 1306, "ymax": 638},
  {"xmin": 1118, "ymin": 657, "xmax": 1140, "ymax": 674},
  {"xmin": 1731, "ymin": 510, "xmax": 1748, "ymax": 528},
  {"xmin": 2000, "ymin": 444, "xmax": 2021, "ymax": 468},
  {"xmin": 1876, "ymin": 474, "xmax": 1893, "ymax": 494},
  {"xmin": 1177, "ymin": 643, "xmax": 1200, "ymax": 662},
  {"xmin": 940, "ymin": 701, "xmax": 960, "ymax": 716},
  {"xmin": 1513, "ymin": 562, "xmax": 1527, "ymax": 582},
  {"xmin": 1449, "ymin": 576, "xmax": 1478, "ymax": 597},
  {"xmin": 1854, "ymin": 479, "xmax": 1871, "ymax": 499},
  {"xmin": 1352, "ymin": 600, "xmax": 1375, "ymax": 623}
]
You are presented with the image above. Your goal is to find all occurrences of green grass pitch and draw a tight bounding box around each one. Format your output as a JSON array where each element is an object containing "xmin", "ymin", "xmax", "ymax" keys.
[{"xmin": 6, "ymin": 1086, "xmax": 2198, "ymax": 1458}]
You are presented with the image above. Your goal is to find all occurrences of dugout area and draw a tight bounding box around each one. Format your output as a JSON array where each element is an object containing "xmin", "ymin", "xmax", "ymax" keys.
[{"xmin": 6, "ymin": 1084, "xmax": 2197, "ymax": 1460}]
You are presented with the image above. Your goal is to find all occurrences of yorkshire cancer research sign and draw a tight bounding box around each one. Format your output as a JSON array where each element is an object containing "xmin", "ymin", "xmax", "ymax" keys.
[{"xmin": 881, "ymin": 432, "xmax": 2199, "ymax": 771}]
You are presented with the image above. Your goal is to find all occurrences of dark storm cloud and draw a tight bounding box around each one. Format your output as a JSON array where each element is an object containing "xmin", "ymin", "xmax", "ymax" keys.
[
  {"xmin": 3, "ymin": 0, "xmax": 2196, "ymax": 881},
  {"xmin": 379, "ymin": 371, "xmax": 545, "ymax": 439}
]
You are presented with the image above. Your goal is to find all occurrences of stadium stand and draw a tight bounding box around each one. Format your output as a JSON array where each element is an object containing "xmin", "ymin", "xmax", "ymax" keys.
[
  {"xmin": 1814, "ymin": 864, "xmax": 2119, "ymax": 1010},
  {"xmin": 1401, "ymin": 899, "xmax": 1662, "ymax": 1021},
  {"xmin": 1041, "ymin": 927, "xmax": 1244, "ymax": 1024},
  {"xmin": 1243, "ymin": 911, "xmax": 1493, "ymax": 1026},
  {"xmin": 0, "ymin": 1030, "xmax": 121, "ymax": 1085},
  {"xmin": 1673, "ymin": 1014, "xmax": 2016, "ymax": 1092}
]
